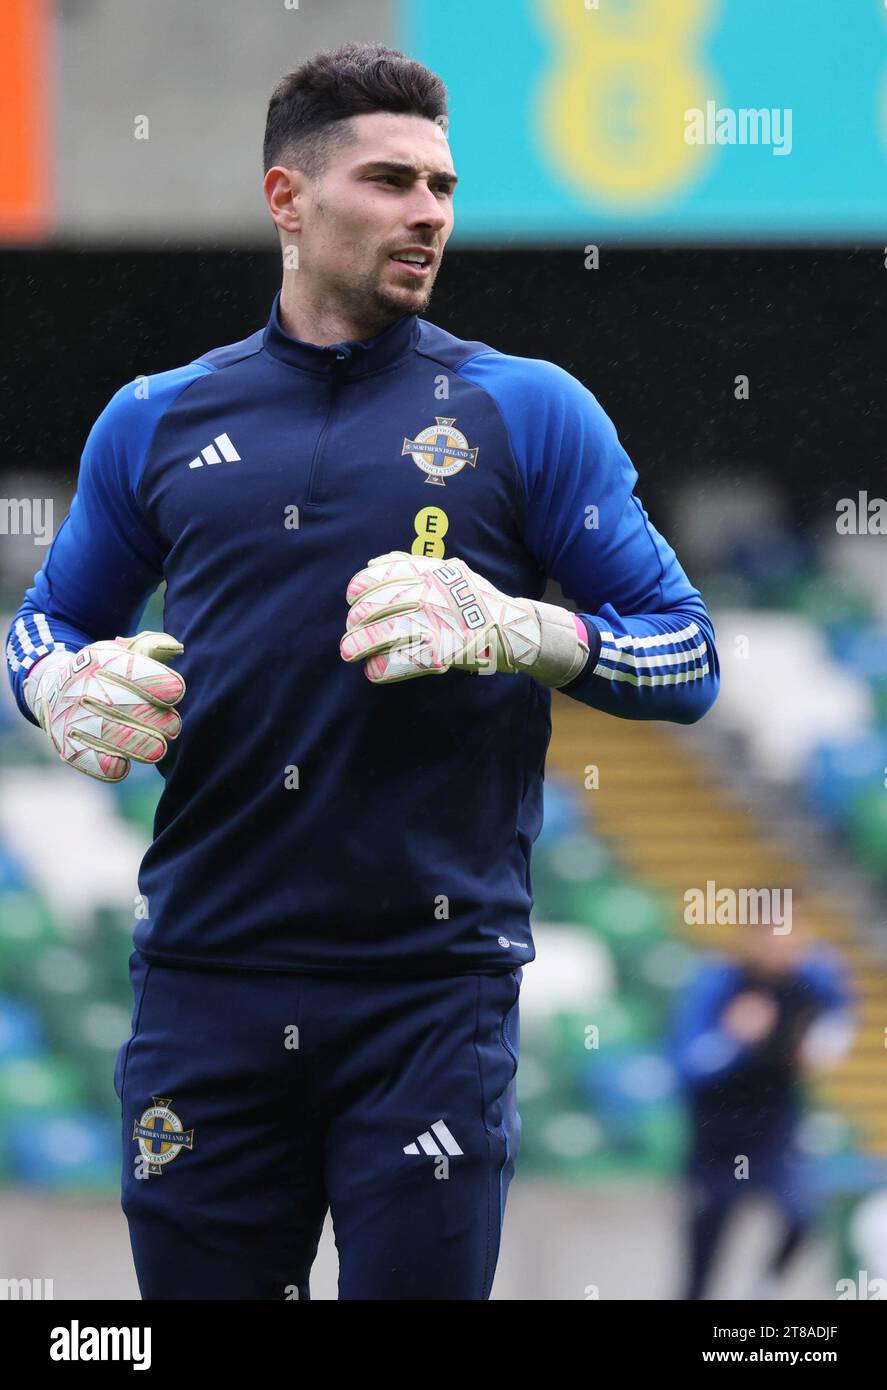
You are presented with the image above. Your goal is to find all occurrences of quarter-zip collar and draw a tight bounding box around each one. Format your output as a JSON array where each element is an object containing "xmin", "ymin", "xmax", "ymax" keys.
[{"xmin": 262, "ymin": 290, "xmax": 420, "ymax": 379}]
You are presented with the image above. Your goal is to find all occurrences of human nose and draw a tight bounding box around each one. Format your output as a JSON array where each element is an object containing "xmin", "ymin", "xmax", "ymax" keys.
[{"xmin": 404, "ymin": 183, "xmax": 449, "ymax": 231}]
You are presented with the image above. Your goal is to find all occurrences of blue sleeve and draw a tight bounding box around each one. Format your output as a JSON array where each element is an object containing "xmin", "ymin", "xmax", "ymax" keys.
[
  {"xmin": 798, "ymin": 947, "xmax": 855, "ymax": 1015},
  {"xmin": 457, "ymin": 353, "xmax": 719, "ymax": 723},
  {"xmin": 669, "ymin": 959, "xmax": 747, "ymax": 1087},
  {"xmin": 5, "ymin": 364, "xmax": 210, "ymax": 726}
]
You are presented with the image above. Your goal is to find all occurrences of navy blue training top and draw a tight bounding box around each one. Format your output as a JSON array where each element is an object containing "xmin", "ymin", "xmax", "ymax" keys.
[{"xmin": 6, "ymin": 294, "xmax": 719, "ymax": 975}]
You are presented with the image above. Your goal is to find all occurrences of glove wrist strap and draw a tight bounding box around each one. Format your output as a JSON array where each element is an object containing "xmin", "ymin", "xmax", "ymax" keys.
[{"xmin": 527, "ymin": 601, "xmax": 590, "ymax": 687}]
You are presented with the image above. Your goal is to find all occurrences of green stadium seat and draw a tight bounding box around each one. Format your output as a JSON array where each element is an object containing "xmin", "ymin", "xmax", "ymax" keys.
[
  {"xmin": 59, "ymin": 998, "xmax": 131, "ymax": 1111},
  {"xmin": 848, "ymin": 786, "xmax": 887, "ymax": 879},
  {"xmin": 12, "ymin": 943, "xmax": 104, "ymax": 1036},
  {"xmin": 780, "ymin": 573, "xmax": 874, "ymax": 630},
  {"xmin": 0, "ymin": 1055, "xmax": 83, "ymax": 1116},
  {"xmin": 565, "ymin": 878, "xmax": 669, "ymax": 960},
  {"xmin": 92, "ymin": 905, "xmax": 138, "ymax": 995},
  {"xmin": 0, "ymin": 889, "xmax": 61, "ymax": 983}
]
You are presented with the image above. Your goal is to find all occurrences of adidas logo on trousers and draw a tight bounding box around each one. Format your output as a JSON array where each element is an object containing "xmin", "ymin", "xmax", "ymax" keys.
[{"xmin": 403, "ymin": 1120, "xmax": 464, "ymax": 1156}]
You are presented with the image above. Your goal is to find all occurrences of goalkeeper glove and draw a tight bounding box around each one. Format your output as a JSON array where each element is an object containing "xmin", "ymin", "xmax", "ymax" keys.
[
  {"xmin": 339, "ymin": 551, "xmax": 590, "ymax": 687},
  {"xmin": 23, "ymin": 631, "xmax": 186, "ymax": 783}
]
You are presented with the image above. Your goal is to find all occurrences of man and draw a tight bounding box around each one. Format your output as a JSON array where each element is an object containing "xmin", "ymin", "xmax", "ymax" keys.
[
  {"xmin": 671, "ymin": 922, "xmax": 854, "ymax": 1300},
  {"xmin": 5, "ymin": 42, "xmax": 719, "ymax": 1299}
]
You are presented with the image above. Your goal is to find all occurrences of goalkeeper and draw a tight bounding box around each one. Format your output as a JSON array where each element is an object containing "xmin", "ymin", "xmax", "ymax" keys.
[{"xmin": 5, "ymin": 43, "xmax": 719, "ymax": 1301}]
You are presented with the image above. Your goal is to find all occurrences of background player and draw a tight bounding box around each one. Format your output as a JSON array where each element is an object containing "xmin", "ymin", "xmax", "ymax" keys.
[{"xmin": 672, "ymin": 917, "xmax": 854, "ymax": 1299}]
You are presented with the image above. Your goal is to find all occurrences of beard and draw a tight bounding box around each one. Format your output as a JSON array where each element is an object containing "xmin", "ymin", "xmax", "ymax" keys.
[{"xmin": 332, "ymin": 257, "xmax": 438, "ymax": 337}]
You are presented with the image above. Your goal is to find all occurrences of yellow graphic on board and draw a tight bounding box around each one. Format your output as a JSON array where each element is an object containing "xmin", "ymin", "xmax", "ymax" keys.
[{"xmin": 535, "ymin": 0, "xmax": 717, "ymax": 204}]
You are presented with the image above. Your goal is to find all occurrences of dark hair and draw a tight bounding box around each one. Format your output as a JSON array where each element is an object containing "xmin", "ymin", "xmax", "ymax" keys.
[{"xmin": 263, "ymin": 42, "xmax": 448, "ymax": 178}]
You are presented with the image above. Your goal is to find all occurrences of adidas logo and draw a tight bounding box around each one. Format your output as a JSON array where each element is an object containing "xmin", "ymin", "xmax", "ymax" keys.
[
  {"xmin": 188, "ymin": 433, "xmax": 241, "ymax": 469},
  {"xmin": 403, "ymin": 1119, "xmax": 463, "ymax": 1157}
]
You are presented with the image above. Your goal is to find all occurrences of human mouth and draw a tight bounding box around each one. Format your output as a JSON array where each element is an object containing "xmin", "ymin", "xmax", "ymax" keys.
[{"xmin": 389, "ymin": 249, "xmax": 434, "ymax": 278}]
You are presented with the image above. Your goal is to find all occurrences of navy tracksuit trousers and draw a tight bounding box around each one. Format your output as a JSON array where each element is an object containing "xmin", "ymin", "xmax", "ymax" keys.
[{"xmin": 115, "ymin": 951, "xmax": 522, "ymax": 1300}]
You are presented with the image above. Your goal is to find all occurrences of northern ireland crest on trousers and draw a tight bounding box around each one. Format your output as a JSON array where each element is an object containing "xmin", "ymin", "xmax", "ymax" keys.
[
  {"xmin": 402, "ymin": 417, "xmax": 479, "ymax": 486},
  {"xmin": 132, "ymin": 1096, "xmax": 195, "ymax": 1176}
]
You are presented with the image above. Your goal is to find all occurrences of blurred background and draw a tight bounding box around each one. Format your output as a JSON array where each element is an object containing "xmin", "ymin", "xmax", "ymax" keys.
[{"xmin": 2, "ymin": 0, "xmax": 887, "ymax": 1300}]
